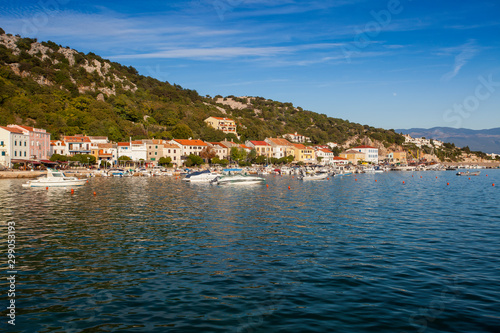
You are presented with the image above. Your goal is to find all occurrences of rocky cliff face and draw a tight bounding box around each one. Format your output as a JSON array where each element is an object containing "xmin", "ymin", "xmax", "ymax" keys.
[{"xmin": 0, "ymin": 33, "xmax": 137, "ymax": 97}]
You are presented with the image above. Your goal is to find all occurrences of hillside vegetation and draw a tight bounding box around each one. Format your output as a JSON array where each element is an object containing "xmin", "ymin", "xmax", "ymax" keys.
[{"xmin": 0, "ymin": 29, "xmax": 407, "ymax": 148}]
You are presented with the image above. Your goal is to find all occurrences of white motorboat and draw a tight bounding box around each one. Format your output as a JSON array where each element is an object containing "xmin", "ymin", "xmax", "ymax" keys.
[
  {"xmin": 22, "ymin": 168, "xmax": 87, "ymax": 188},
  {"xmin": 183, "ymin": 169, "xmax": 219, "ymax": 182},
  {"xmin": 298, "ymin": 172, "xmax": 330, "ymax": 181},
  {"xmin": 456, "ymin": 170, "xmax": 481, "ymax": 176},
  {"xmin": 211, "ymin": 174, "xmax": 265, "ymax": 185}
]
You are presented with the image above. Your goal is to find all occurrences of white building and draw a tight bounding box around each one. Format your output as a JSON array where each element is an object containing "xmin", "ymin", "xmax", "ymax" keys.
[
  {"xmin": 208, "ymin": 142, "xmax": 229, "ymax": 160},
  {"xmin": 170, "ymin": 139, "xmax": 208, "ymax": 157},
  {"xmin": 282, "ymin": 132, "xmax": 311, "ymax": 143},
  {"xmin": 117, "ymin": 141, "xmax": 147, "ymax": 163},
  {"xmin": 0, "ymin": 126, "xmax": 30, "ymax": 168},
  {"xmin": 352, "ymin": 145, "xmax": 379, "ymax": 164},
  {"xmin": 50, "ymin": 140, "xmax": 69, "ymax": 156},
  {"xmin": 315, "ymin": 148, "xmax": 335, "ymax": 165}
]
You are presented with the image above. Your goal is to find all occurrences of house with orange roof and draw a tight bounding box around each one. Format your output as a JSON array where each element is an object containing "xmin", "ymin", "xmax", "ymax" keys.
[
  {"xmin": 208, "ymin": 142, "xmax": 229, "ymax": 160},
  {"xmin": 170, "ymin": 139, "xmax": 208, "ymax": 160},
  {"xmin": 90, "ymin": 143, "xmax": 116, "ymax": 166},
  {"xmin": 117, "ymin": 140, "xmax": 147, "ymax": 162},
  {"xmin": 245, "ymin": 140, "xmax": 272, "ymax": 158},
  {"xmin": 352, "ymin": 145, "xmax": 379, "ymax": 163},
  {"xmin": 7, "ymin": 124, "xmax": 50, "ymax": 160},
  {"xmin": 314, "ymin": 148, "xmax": 334, "ymax": 165},
  {"xmin": 339, "ymin": 150, "xmax": 366, "ymax": 165},
  {"xmin": 332, "ymin": 156, "xmax": 349, "ymax": 165},
  {"xmin": 50, "ymin": 140, "xmax": 69, "ymax": 156},
  {"xmin": 162, "ymin": 143, "xmax": 182, "ymax": 166},
  {"xmin": 292, "ymin": 143, "xmax": 315, "ymax": 163},
  {"xmin": 204, "ymin": 117, "xmax": 237, "ymax": 135},
  {"xmin": 62, "ymin": 135, "xmax": 92, "ymax": 156},
  {"xmin": 265, "ymin": 138, "xmax": 295, "ymax": 159},
  {"xmin": 0, "ymin": 126, "xmax": 30, "ymax": 168}
]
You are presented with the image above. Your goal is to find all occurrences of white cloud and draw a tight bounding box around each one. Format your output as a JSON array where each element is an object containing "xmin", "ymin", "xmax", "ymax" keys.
[{"xmin": 441, "ymin": 40, "xmax": 479, "ymax": 81}]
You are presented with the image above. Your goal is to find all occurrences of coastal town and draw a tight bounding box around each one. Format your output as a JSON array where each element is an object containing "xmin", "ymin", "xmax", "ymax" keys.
[{"xmin": 1, "ymin": 116, "xmax": 498, "ymax": 173}]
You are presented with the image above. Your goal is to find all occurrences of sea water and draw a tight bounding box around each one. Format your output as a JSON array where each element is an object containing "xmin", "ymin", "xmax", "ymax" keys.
[{"xmin": 1, "ymin": 170, "xmax": 499, "ymax": 332}]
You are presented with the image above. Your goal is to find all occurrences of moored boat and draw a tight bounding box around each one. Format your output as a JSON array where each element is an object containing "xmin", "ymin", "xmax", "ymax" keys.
[
  {"xmin": 22, "ymin": 168, "xmax": 87, "ymax": 188},
  {"xmin": 183, "ymin": 169, "xmax": 219, "ymax": 182},
  {"xmin": 211, "ymin": 174, "xmax": 265, "ymax": 185},
  {"xmin": 456, "ymin": 170, "xmax": 481, "ymax": 176}
]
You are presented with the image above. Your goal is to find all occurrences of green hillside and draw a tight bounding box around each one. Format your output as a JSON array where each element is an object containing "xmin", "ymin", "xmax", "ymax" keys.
[{"xmin": 0, "ymin": 29, "xmax": 404, "ymax": 147}]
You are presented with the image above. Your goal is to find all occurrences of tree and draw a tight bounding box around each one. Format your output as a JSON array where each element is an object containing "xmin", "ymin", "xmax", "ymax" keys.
[
  {"xmin": 185, "ymin": 154, "xmax": 204, "ymax": 167},
  {"xmin": 212, "ymin": 157, "xmax": 229, "ymax": 166},
  {"xmin": 200, "ymin": 146, "xmax": 216, "ymax": 162},
  {"xmin": 172, "ymin": 123, "xmax": 193, "ymax": 139},
  {"xmin": 70, "ymin": 154, "xmax": 96, "ymax": 165},
  {"xmin": 49, "ymin": 153, "xmax": 69, "ymax": 162},
  {"xmin": 230, "ymin": 147, "xmax": 247, "ymax": 163},
  {"xmin": 118, "ymin": 155, "xmax": 132, "ymax": 166},
  {"xmin": 158, "ymin": 156, "xmax": 172, "ymax": 166}
]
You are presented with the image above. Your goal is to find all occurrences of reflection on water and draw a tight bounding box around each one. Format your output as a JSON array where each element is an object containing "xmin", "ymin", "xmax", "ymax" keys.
[{"xmin": 1, "ymin": 171, "xmax": 500, "ymax": 332}]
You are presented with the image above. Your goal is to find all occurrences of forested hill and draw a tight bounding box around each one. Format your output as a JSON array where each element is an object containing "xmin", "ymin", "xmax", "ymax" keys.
[{"xmin": 0, "ymin": 29, "xmax": 404, "ymax": 147}]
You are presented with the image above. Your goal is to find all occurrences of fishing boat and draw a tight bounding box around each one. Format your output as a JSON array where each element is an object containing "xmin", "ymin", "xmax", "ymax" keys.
[
  {"xmin": 456, "ymin": 170, "xmax": 481, "ymax": 176},
  {"xmin": 22, "ymin": 168, "xmax": 87, "ymax": 188},
  {"xmin": 211, "ymin": 174, "xmax": 265, "ymax": 185},
  {"xmin": 183, "ymin": 169, "xmax": 219, "ymax": 182}
]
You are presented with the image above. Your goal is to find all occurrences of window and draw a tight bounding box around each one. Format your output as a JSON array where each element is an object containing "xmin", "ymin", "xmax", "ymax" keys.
[
  {"xmin": 0, "ymin": 141, "xmax": 3, "ymax": 146},
  {"xmin": 24, "ymin": 141, "xmax": 26, "ymax": 146},
  {"xmin": 155, "ymin": 152, "xmax": 157, "ymax": 155},
  {"xmin": 14, "ymin": 141, "xmax": 17, "ymax": 146},
  {"xmin": 1, "ymin": 152, "xmax": 4, "ymax": 156},
  {"xmin": 14, "ymin": 151, "xmax": 17, "ymax": 156},
  {"xmin": 24, "ymin": 152, "xmax": 26, "ymax": 157}
]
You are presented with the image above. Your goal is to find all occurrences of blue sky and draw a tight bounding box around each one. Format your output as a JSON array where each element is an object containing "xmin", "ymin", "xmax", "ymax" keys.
[{"xmin": 1, "ymin": 0, "xmax": 500, "ymax": 130}]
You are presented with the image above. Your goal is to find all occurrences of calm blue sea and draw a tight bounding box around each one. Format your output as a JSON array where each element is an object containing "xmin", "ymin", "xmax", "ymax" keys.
[{"xmin": 1, "ymin": 170, "xmax": 500, "ymax": 332}]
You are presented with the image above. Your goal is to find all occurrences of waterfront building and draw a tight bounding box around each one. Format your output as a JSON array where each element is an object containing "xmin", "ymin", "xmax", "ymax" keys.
[
  {"xmin": 91, "ymin": 143, "xmax": 116, "ymax": 166},
  {"xmin": 292, "ymin": 143, "xmax": 316, "ymax": 163},
  {"xmin": 282, "ymin": 132, "xmax": 311, "ymax": 143},
  {"xmin": 170, "ymin": 139, "xmax": 208, "ymax": 158},
  {"xmin": 162, "ymin": 143, "xmax": 182, "ymax": 166},
  {"xmin": 208, "ymin": 142, "xmax": 230, "ymax": 160},
  {"xmin": 0, "ymin": 126, "xmax": 30, "ymax": 168},
  {"xmin": 7, "ymin": 124, "xmax": 50, "ymax": 160},
  {"xmin": 245, "ymin": 141, "xmax": 272, "ymax": 159},
  {"xmin": 63, "ymin": 135, "xmax": 92, "ymax": 156},
  {"xmin": 50, "ymin": 140, "xmax": 69, "ymax": 156},
  {"xmin": 117, "ymin": 140, "xmax": 147, "ymax": 163},
  {"xmin": 340, "ymin": 150, "xmax": 366, "ymax": 165},
  {"xmin": 265, "ymin": 138, "xmax": 295, "ymax": 159},
  {"xmin": 145, "ymin": 139, "xmax": 165, "ymax": 165},
  {"xmin": 204, "ymin": 117, "xmax": 237, "ymax": 135},
  {"xmin": 314, "ymin": 148, "xmax": 334, "ymax": 165},
  {"xmin": 387, "ymin": 151, "xmax": 407, "ymax": 164},
  {"xmin": 332, "ymin": 156, "xmax": 349, "ymax": 165},
  {"xmin": 352, "ymin": 145, "xmax": 379, "ymax": 163}
]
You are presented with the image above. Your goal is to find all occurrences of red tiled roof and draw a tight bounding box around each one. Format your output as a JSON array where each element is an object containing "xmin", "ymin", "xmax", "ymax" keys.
[
  {"xmin": 249, "ymin": 141, "xmax": 269, "ymax": 146},
  {"xmin": 267, "ymin": 138, "xmax": 293, "ymax": 146},
  {"xmin": 209, "ymin": 117, "xmax": 234, "ymax": 121},
  {"xmin": 292, "ymin": 143, "xmax": 306, "ymax": 149},
  {"xmin": 173, "ymin": 139, "xmax": 208, "ymax": 146},
  {"xmin": 117, "ymin": 142, "xmax": 131, "ymax": 146},
  {"xmin": 320, "ymin": 148, "xmax": 333, "ymax": 153},
  {"xmin": 0, "ymin": 126, "xmax": 24, "ymax": 134},
  {"xmin": 353, "ymin": 145, "xmax": 377, "ymax": 149},
  {"xmin": 63, "ymin": 136, "xmax": 91, "ymax": 142},
  {"xmin": 333, "ymin": 156, "xmax": 348, "ymax": 160}
]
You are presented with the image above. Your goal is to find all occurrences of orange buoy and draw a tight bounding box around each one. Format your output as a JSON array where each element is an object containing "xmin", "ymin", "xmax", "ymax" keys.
[
  {"xmin": 266, "ymin": 184, "xmax": 269, "ymax": 188},
  {"xmin": 355, "ymin": 178, "xmax": 357, "ymax": 181},
  {"xmin": 447, "ymin": 182, "xmax": 450, "ymax": 185},
  {"xmin": 469, "ymin": 177, "xmax": 471, "ymax": 180},
  {"xmin": 403, "ymin": 181, "xmax": 405, "ymax": 184},
  {"xmin": 86, "ymin": 180, "xmax": 89, "ymax": 183},
  {"xmin": 486, "ymin": 175, "xmax": 488, "ymax": 177},
  {"xmin": 93, "ymin": 191, "xmax": 96, "ymax": 196},
  {"xmin": 412, "ymin": 175, "xmax": 414, "ymax": 177},
  {"xmin": 327, "ymin": 177, "xmax": 330, "ymax": 180},
  {"xmin": 288, "ymin": 186, "xmax": 291, "ymax": 190},
  {"xmin": 71, "ymin": 189, "xmax": 74, "ymax": 194},
  {"xmin": 493, "ymin": 183, "xmax": 495, "ymax": 187},
  {"xmin": 420, "ymin": 176, "xmax": 422, "ymax": 178},
  {"xmin": 375, "ymin": 180, "xmax": 377, "ymax": 182},
  {"xmin": 436, "ymin": 176, "xmax": 438, "ymax": 179}
]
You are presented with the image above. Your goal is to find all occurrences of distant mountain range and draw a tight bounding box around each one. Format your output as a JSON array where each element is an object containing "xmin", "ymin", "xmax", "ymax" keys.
[{"xmin": 395, "ymin": 127, "xmax": 500, "ymax": 154}]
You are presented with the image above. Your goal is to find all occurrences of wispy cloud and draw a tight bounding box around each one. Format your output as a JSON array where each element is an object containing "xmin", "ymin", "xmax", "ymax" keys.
[{"xmin": 440, "ymin": 40, "xmax": 479, "ymax": 81}]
